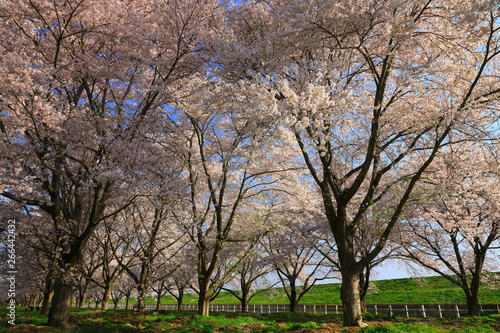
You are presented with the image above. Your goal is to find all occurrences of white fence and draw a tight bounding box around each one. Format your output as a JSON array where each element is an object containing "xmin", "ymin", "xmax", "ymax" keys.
[{"xmin": 87, "ymin": 303, "xmax": 500, "ymax": 318}]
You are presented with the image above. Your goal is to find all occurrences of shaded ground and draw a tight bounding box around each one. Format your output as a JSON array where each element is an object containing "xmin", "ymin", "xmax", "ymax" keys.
[{"xmin": 1, "ymin": 308, "xmax": 500, "ymax": 332}]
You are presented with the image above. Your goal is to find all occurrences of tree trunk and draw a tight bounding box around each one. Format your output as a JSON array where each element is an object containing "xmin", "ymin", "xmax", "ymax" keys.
[
  {"xmin": 289, "ymin": 281, "xmax": 298, "ymax": 312},
  {"xmin": 241, "ymin": 298, "xmax": 248, "ymax": 313},
  {"xmin": 101, "ymin": 285, "xmax": 112, "ymax": 310},
  {"xmin": 240, "ymin": 286, "xmax": 249, "ymax": 312},
  {"xmin": 156, "ymin": 293, "xmax": 162, "ymax": 311},
  {"xmin": 48, "ymin": 278, "xmax": 73, "ymax": 327},
  {"xmin": 41, "ymin": 289, "xmax": 54, "ymax": 315},
  {"xmin": 177, "ymin": 291, "xmax": 184, "ymax": 310},
  {"xmin": 78, "ymin": 285, "xmax": 88, "ymax": 309},
  {"xmin": 136, "ymin": 286, "xmax": 146, "ymax": 312},
  {"xmin": 198, "ymin": 285, "xmax": 210, "ymax": 316},
  {"xmin": 465, "ymin": 267, "xmax": 483, "ymax": 316},
  {"xmin": 464, "ymin": 272, "xmax": 482, "ymax": 316},
  {"xmin": 340, "ymin": 270, "xmax": 366, "ymax": 327},
  {"xmin": 466, "ymin": 292, "xmax": 480, "ymax": 316},
  {"xmin": 359, "ymin": 269, "xmax": 370, "ymax": 315},
  {"xmin": 125, "ymin": 296, "xmax": 130, "ymax": 310}
]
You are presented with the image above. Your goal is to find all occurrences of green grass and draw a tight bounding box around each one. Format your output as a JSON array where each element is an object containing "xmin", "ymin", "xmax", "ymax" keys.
[{"xmin": 1, "ymin": 308, "xmax": 499, "ymax": 332}]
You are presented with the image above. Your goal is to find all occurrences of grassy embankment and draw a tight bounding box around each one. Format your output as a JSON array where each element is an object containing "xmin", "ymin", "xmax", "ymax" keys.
[{"xmin": 146, "ymin": 275, "xmax": 500, "ymax": 306}]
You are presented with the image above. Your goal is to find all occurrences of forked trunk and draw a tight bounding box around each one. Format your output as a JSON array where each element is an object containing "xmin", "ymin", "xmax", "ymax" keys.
[{"xmin": 48, "ymin": 278, "xmax": 73, "ymax": 327}]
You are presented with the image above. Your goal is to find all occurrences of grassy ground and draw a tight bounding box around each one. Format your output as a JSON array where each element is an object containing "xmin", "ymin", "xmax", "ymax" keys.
[
  {"xmin": 4, "ymin": 275, "xmax": 498, "ymax": 332},
  {"xmin": 1, "ymin": 308, "xmax": 499, "ymax": 333}
]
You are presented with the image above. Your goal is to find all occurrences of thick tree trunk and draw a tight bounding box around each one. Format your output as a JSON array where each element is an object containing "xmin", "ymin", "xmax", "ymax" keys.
[
  {"xmin": 464, "ymin": 273, "xmax": 481, "ymax": 316},
  {"xmin": 101, "ymin": 285, "xmax": 112, "ymax": 310},
  {"xmin": 340, "ymin": 270, "xmax": 366, "ymax": 327},
  {"xmin": 136, "ymin": 286, "xmax": 146, "ymax": 312},
  {"xmin": 241, "ymin": 297, "xmax": 248, "ymax": 313},
  {"xmin": 48, "ymin": 278, "xmax": 73, "ymax": 327},
  {"xmin": 465, "ymin": 269, "xmax": 482, "ymax": 316},
  {"xmin": 156, "ymin": 293, "xmax": 162, "ymax": 311},
  {"xmin": 198, "ymin": 285, "xmax": 210, "ymax": 316},
  {"xmin": 125, "ymin": 296, "xmax": 130, "ymax": 310},
  {"xmin": 466, "ymin": 293, "xmax": 480, "ymax": 316}
]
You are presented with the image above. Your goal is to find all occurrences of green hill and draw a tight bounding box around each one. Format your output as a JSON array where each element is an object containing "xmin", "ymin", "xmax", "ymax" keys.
[{"xmin": 150, "ymin": 274, "xmax": 500, "ymax": 306}]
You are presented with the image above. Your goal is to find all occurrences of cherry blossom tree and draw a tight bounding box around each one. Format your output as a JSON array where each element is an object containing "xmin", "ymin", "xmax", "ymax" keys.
[
  {"xmin": 109, "ymin": 197, "xmax": 187, "ymax": 312},
  {"xmin": 262, "ymin": 221, "xmax": 334, "ymax": 312},
  {"xmin": 397, "ymin": 143, "xmax": 500, "ymax": 316},
  {"xmin": 74, "ymin": 239, "xmax": 102, "ymax": 309},
  {"xmin": 0, "ymin": 0, "xmax": 222, "ymax": 326},
  {"xmin": 89, "ymin": 223, "xmax": 128, "ymax": 311},
  {"xmin": 163, "ymin": 261, "xmax": 197, "ymax": 310},
  {"xmin": 165, "ymin": 79, "xmax": 303, "ymax": 316},
  {"xmin": 219, "ymin": 0, "xmax": 500, "ymax": 326},
  {"xmin": 221, "ymin": 246, "xmax": 278, "ymax": 312},
  {"xmin": 114, "ymin": 275, "xmax": 136, "ymax": 310}
]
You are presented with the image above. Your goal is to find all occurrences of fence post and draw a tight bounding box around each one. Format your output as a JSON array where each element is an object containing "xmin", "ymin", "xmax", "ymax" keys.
[
  {"xmin": 389, "ymin": 304, "xmax": 393, "ymax": 317},
  {"xmin": 455, "ymin": 304, "xmax": 460, "ymax": 318},
  {"xmin": 438, "ymin": 304, "xmax": 442, "ymax": 318},
  {"xmin": 405, "ymin": 304, "xmax": 409, "ymax": 318},
  {"xmin": 374, "ymin": 304, "xmax": 378, "ymax": 315},
  {"xmin": 313, "ymin": 305, "xmax": 316, "ymax": 314},
  {"xmin": 336, "ymin": 305, "xmax": 339, "ymax": 314},
  {"xmin": 421, "ymin": 304, "xmax": 426, "ymax": 318},
  {"xmin": 325, "ymin": 305, "xmax": 327, "ymax": 315}
]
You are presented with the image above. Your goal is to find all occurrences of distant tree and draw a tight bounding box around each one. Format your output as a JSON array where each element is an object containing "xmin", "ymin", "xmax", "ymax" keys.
[
  {"xmin": 262, "ymin": 220, "xmax": 334, "ymax": 312},
  {"xmin": 167, "ymin": 81, "xmax": 300, "ymax": 316},
  {"xmin": 110, "ymin": 198, "xmax": 187, "ymax": 312},
  {"xmin": 397, "ymin": 143, "xmax": 500, "ymax": 316},
  {"xmin": 74, "ymin": 241, "xmax": 102, "ymax": 309},
  {"xmin": 222, "ymin": 249, "xmax": 278, "ymax": 312},
  {"xmin": 164, "ymin": 261, "xmax": 197, "ymax": 310}
]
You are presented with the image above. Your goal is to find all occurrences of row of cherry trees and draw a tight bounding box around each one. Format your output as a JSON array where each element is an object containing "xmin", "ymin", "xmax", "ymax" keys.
[{"xmin": 1, "ymin": 0, "xmax": 500, "ymax": 328}]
